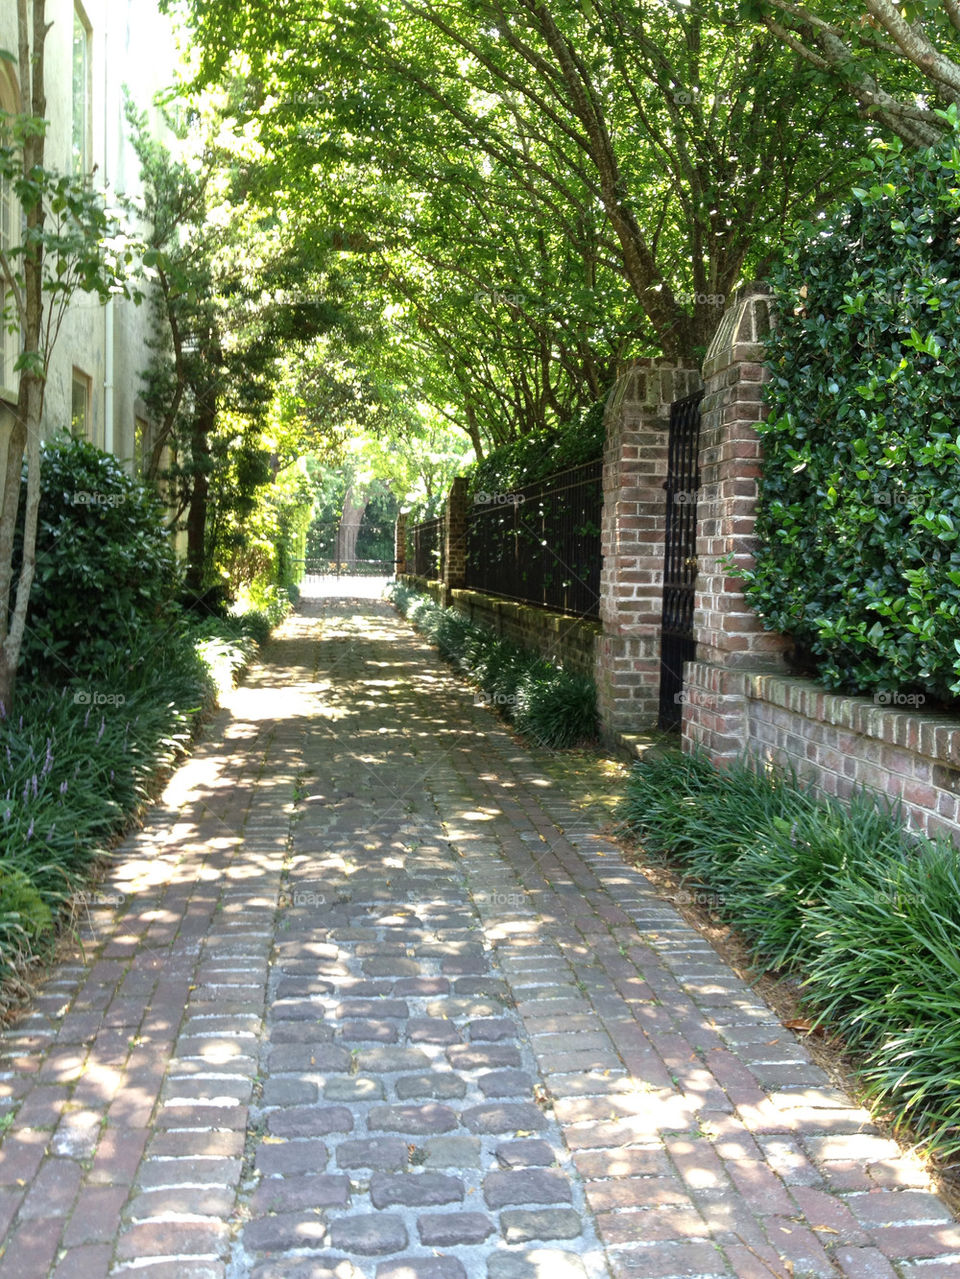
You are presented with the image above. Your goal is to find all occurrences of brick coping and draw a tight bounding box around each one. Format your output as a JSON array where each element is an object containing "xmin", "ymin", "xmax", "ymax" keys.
[{"xmin": 743, "ymin": 670, "xmax": 960, "ymax": 765}]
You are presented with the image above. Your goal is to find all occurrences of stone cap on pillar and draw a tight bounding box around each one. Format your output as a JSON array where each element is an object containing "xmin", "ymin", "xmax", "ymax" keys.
[
  {"xmin": 703, "ymin": 282, "xmax": 774, "ymax": 382},
  {"xmin": 604, "ymin": 357, "xmax": 703, "ymax": 425}
]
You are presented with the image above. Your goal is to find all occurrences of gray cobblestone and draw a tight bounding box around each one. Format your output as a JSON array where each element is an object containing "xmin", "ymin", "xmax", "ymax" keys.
[
  {"xmin": 369, "ymin": 1171, "xmax": 465, "ymax": 1207},
  {"xmin": 250, "ymin": 1173, "xmax": 351, "ymax": 1212},
  {"xmin": 478, "ymin": 1068, "xmax": 533, "ymax": 1097},
  {"xmin": 395, "ymin": 1072, "xmax": 467, "ymax": 1100},
  {"xmin": 376, "ymin": 1260, "xmax": 467, "ymax": 1279},
  {"xmin": 369, "ymin": 1103, "xmax": 459, "ymax": 1134},
  {"xmin": 336, "ymin": 1137, "xmax": 409, "ymax": 1170},
  {"xmin": 501, "ymin": 1208, "xmax": 584, "ymax": 1242},
  {"xmin": 484, "ymin": 1168, "xmax": 574, "ymax": 1208},
  {"xmin": 323, "ymin": 1079, "xmax": 384, "ymax": 1105},
  {"xmin": 418, "ymin": 1210, "xmax": 495, "ymax": 1244},
  {"xmin": 423, "ymin": 1136, "xmax": 482, "ymax": 1168},
  {"xmin": 255, "ymin": 1139, "xmax": 329, "ymax": 1175},
  {"xmin": 447, "ymin": 1044, "xmax": 523, "ymax": 1070},
  {"xmin": 463, "ymin": 1102, "xmax": 548, "ymax": 1133},
  {"xmin": 328, "ymin": 1213, "xmax": 408, "ymax": 1254},
  {"xmin": 496, "ymin": 1140, "xmax": 558, "ymax": 1168},
  {"xmin": 267, "ymin": 1104, "xmax": 353, "ymax": 1136}
]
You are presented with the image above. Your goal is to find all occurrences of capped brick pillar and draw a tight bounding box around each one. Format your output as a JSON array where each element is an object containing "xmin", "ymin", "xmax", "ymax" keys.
[
  {"xmin": 684, "ymin": 284, "xmax": 790, "ymax": 762},
  {"xmin": 442, "ymin": 476, "xmax": 468, "ymax": 603},
  {"xmin": 596, "ymin": 358, "xmax": 702, "ymax": 741},
  {"xmin": 394, "ymin": 511, "xmax": 407, "ymax": 576}
]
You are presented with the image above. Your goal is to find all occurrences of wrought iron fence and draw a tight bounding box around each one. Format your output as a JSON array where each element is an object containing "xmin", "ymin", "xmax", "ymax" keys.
[
  {"xmin": 465, "ymin": 460, "xmax": 602, "ymax": 618},
  {"xmin": 409, "ymin": 517, "xmax": 443, "ymax": 579}
]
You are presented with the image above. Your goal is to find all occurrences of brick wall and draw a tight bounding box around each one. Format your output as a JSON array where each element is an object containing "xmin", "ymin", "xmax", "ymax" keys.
[
  {"xmin": 740, "ymin": 672, "xmax": 959, "ymax": 844},
  {"xmin": 394, "ymin": 512, "xmax": 407, "ymax": 576},
  {"xmin": 442, "ymin": 477, "xmax": 468, "ymax": 602},
  {"xmin": 396, "ymin": 576, "xmax": 599, "ymax": 678},
  {"xmin": 596, "ymin": 358, "xmax": 702, "ymax": 737}
]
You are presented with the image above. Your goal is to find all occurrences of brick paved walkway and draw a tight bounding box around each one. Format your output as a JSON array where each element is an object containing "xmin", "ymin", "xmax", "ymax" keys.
[{"xmin": 0, "ymin": 587, "xmax": 958, "ymax": 1279}]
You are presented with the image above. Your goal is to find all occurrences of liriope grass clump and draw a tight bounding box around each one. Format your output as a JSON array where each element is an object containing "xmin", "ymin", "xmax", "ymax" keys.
[
  {"xmin": 0, "ymin": 607, "xmax": 275, "ymax": 1005},
  {"xmin": 388, "ymin": 582, "xmax": 597, "ymax": 748},
  {"xmin": 619, "ymin": 748, "xmax": 960, "ymax": 1162}
]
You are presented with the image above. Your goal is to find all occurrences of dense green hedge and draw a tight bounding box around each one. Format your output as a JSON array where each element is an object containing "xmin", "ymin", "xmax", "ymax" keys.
[
  {"xmin": 389, "ymin": 583, "xmax": 597, "ymax": 748},
  {"xmin": 746, "ymin": 128, "xmax": 960, "ymax": 706},
  {"xmin": 14, "ymin": 436, "xmax": 180, "ymax": 681},
  {"xmin": 620, "ymin": 749, "xmax": 960, "ymax": 1163},
  {"xmin": 467, "ymin": 400, "xmax": 605, "ymax": 499}
]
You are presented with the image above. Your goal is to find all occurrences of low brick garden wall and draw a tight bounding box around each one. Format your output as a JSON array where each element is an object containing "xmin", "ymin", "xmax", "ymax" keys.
[
  {"xmin": 397, "ymin": 575, "xmax": 600, "ymax": 679},
  {"xmin": 684, "ymin": 664, "xmax": 960, "ymax": 844}
]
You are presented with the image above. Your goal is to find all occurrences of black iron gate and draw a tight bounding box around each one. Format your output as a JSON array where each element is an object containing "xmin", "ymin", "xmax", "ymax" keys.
[{"xmin": 658, "ymin": 391, "xmax": 703, "ymax": 731}]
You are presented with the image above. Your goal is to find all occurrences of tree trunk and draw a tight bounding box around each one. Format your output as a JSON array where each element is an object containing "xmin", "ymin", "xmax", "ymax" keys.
[
  {"xmin": 0, "ymin": 0, "xmax": 48, "ymax": 708},
  {"xmin": 337, "ymin": 488, "xmax": 367, "ymax": 567},
  {"xmin": 185, "ymin": 400, "xmax": 215, "ymax": 592},
  {"xmin": 0, "ymin": 373, "xmax": 43, "ymax": 708}
]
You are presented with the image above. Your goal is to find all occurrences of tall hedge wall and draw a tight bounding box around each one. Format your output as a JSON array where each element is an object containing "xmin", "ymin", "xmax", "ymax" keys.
[{"xmin": 746, "ymin": 128, "xmax": 960, "ymax": 708}]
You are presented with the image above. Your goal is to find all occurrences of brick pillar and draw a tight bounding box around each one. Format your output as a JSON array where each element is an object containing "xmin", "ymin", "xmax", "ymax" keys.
[
  {"xmin": 683, "ymin": 284, "xmax": 790, "ymax": 762},
  {"xmin": 394, "ymin": 511, "xmax": 407, "ymax": 576},
  {"xmin": 595, "ymin": 358, "xmax": 702, "ymax": 741},
  {"xmin": 442, "ymin": 476, "xmax": 468, "ymax": 604}
]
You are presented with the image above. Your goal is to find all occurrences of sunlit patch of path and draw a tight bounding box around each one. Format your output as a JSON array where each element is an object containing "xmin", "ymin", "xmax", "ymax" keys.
[{"xmin": 0, "ymin": 583, "xmax": 955, "ymax": 1279}]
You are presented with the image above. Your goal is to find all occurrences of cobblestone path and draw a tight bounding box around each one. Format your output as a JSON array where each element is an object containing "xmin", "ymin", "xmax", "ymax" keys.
[{"xmin": 0, "ymin": 588, "xmax": 958, "ymax": 1279}]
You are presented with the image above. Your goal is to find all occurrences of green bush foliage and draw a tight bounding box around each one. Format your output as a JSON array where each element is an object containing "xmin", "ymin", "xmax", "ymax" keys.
[
  {"xmin": 747, "ymin": 128, "xmax": 960, "ymax": 705},
  {"xmin": 467, "ymin": 400, "xmax": 605, "ymax": 499},
  {"xmin": 13, "ymin": 436, "xmax": 180, "ymax": 681},
  {"xmin": 619, "ymin": 749, "xmax": 960, "ymax": 1161},
  {"xmin": 389, "ymin": 582, "xmax": 598, "ymax": 748}
]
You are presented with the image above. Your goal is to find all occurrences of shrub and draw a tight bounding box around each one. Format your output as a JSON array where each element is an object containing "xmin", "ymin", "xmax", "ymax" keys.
[
  {"xmin": 388, "ymin": 583, "xmax": 598, "ymax": 747},
  {"xmin": 467, "ymin": 400, "xmax": 605, "ymax": 500},
  {"xmin": 14, "ymin": 435, "xmax": 180, "ymax": 681},
  {"xmin": 515, "ymin": 670, "xmax": 598, "ymax": 748},
  {"xmin": 746, "ymin": 126, "xmax": 960, "ymax": 705},
  {"xmin": 0, "ymin": 610, "xmax": 270, "ymax": 1002},
  {"xmin": 618, "ymin": 748, "xmax": 960, "ymax": 1161}
]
